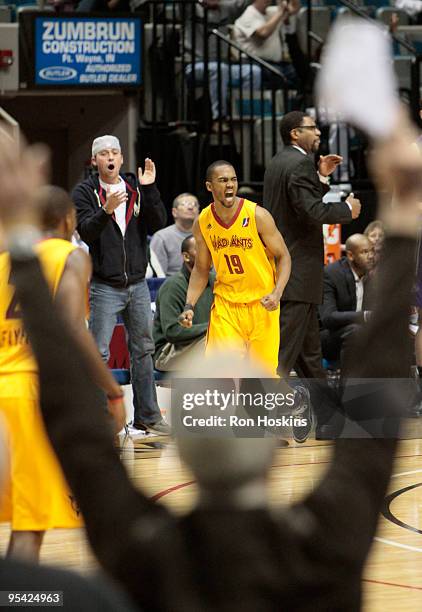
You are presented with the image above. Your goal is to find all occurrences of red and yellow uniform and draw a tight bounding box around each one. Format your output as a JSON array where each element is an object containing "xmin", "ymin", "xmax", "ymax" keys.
[
  {"xmin": 0, "ymin": 239, "xmax": 82, "ymax": 530},
  {"xmin": 199, "ymin": 198, "xmax": 280, "ymax": 374}
]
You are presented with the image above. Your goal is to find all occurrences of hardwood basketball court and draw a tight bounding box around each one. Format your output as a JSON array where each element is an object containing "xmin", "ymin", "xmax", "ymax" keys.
[{"xmin": 1, "ymin": 431, "xmax": 421, "ymax": 611}]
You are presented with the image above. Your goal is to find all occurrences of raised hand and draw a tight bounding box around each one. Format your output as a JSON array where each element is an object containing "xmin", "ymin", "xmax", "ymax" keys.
[
  {"xmin": 370, "ymin": 112, "xmax": 422, "ymax": 236},
  {"xmin": 318, "ymin": 154, "xmax": 343, "ymax": 177},
  {"xmin": 287, "ymin": 0, "xmax": 301, "ymax": 16},
  {"xmin": 0, "ymin": 124, "xmax": 49, "ymax": 239},
  {"xmin": 138, "ymin": 158, "xmax": 156, "ymax": 185}
]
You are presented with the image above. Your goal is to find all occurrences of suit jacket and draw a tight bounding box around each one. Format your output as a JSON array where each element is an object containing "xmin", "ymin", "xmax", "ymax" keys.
[
  {"xmin": 263, "ymin": 146, "xmax": 352, "ymax": 304},
  {"xmin": 319, "ymin": 257, "xmax": 369, "ymax": 331}
]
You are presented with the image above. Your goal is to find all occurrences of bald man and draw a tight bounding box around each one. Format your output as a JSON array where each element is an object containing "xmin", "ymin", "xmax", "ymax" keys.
[{"xmin": 319, "ymin": 234, "xmax": 375, "ymax": 363}]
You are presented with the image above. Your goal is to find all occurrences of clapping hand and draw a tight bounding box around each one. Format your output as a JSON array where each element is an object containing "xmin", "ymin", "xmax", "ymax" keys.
[
  {"xmin": 318, "ymin": 154, "xmax": 343, "ymax": 177},
  {"xmin": 104, "ymin": 189, "xmax": 127, "ymax": 215},
  {"xmin": 138, "ymin": 158, "xmax": 156, "ymax": 185}
]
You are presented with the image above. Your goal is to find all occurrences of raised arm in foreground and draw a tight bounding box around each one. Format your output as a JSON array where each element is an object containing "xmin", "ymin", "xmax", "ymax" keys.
[{"xmin": 298, "ymin": 116, "xmax": 422, "ymax": 576}]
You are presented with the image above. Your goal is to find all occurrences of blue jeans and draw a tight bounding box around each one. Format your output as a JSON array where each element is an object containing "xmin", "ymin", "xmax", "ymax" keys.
[
  {"xmin": 89, "ymin": 280, "xmax": 161, "ymax": 425},
  {"xmin": 185, "ymin": 61, "xmax": 262, "ymax": 119}
]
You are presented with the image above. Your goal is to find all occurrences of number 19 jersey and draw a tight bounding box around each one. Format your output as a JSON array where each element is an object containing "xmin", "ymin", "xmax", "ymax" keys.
[{"xmin": 198, "ymin": 199, "xmax": 275, "ymax": 303}]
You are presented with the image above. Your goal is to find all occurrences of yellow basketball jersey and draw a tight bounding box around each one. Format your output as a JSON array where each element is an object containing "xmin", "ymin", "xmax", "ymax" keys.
[
  {"xmin": 199, "ymin": 198, "xmax": 275, "ymax": 303},
  {"xmin": 0, "ymin": 238, "xmax": 76, "ymax": 375}
]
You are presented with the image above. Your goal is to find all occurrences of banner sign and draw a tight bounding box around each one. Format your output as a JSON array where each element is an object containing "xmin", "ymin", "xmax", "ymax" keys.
[{"xmin": 34, "ymin": 16, "xmax": 142, "ymax": 86}]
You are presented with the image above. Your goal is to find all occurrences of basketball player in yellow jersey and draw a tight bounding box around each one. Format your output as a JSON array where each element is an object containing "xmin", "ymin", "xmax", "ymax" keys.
[
  {"xmin": 179, "ymin": 161, "xmax": 291, "ymax": 374},
  {"xmin": 0, "ymin": 186, "xmax": 125, "ymax": 562}
]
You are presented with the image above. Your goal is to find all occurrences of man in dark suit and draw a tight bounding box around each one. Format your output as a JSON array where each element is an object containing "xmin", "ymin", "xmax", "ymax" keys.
[
  {"xmin": 263, "ymin": 111, "xmax": 361, "ymax": 437},
  {"xmin": 320, "ymin": 234, "xmax": 374, "ymax": 363}
]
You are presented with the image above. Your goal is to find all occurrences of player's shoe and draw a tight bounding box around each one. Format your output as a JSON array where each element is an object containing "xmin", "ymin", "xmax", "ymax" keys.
[
  {"xmin": 132, "ymin": 418, "xmax": 171, "ymax": 436},
  {"xmin": 292, "ymin": 385, "xmax": 313, "ymax": 444}
]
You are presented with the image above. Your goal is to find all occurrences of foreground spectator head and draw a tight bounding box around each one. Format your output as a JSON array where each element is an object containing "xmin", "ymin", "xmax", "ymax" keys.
[
  {"xmin": 345, "ymin": 233, "xmax": 374, "ymax": 275},
  {"xmin": 176, "ymin": 351, "xmax": 277, "ymax": 498}
]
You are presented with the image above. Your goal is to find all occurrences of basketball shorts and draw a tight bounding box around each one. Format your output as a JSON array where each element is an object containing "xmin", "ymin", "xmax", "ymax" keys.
[
  {"xmin": 0, "ymin": 374, "xmax": 82, "ymax": 531},
  {"xmin": 206, "ymin": 294, "xmax": 280, "ymax": 375}
]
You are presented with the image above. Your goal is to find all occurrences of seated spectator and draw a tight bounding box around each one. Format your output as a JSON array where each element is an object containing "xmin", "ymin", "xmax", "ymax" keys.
[
  {"xmin": 184, "ymin": 0, "xmax": 262, "ymax": 132},
  {"xmin": 319, "ymin": 234, "xmax": 374, "ymax": 363},
  {"xmin": 234, "ymin": 0, "xmax": 299, "ymax": 88},
  {"xmin": 150, "ymin": 193, "xmax": 199, "ymax": 277},
  {"xmin": 153, "ymin": 235, "xmax": 214, "ymax": 371},
  {"xmin": 364, "ymin": 220, "xmax": 385, "ymax": 266}
]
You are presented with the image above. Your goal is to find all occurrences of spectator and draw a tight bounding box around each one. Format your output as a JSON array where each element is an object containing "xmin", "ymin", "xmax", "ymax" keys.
[
  {"xmin": 153, "ymin": 235, "xmax": 214, "ymax": 371},
  {"xmin": 72, "ymin": 135, "xmax": 170, "ymax": 436},
  {"xmin": 4, "ymin": 111, "xmax": 420, "ymax": 612},
  {"xmin": 234, "ymin": 0, "xmax": 298, "ymax": 87},
  {"xmin": 319, "ymin": 234, "xmax": 374, "ymax": 364},
  {"xmin": 263, "ymin": 111, "xmax": 361, "ymax": 439},
  {"xmin": 364, "ymin": 219, "xmax": 385, "ymax": 266},
  {"xmin": 150, "ymin": 193, "xmax": 200, "ymax": 277},
  {"xmin": 184, "ymin": 0, "xmax": 261, "ymax": 131}
]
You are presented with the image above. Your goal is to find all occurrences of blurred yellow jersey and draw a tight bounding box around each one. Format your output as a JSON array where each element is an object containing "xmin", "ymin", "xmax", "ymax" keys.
[
  {"xmin": 0, "ymin": 238, "xmax": 76, "ymax": 376},
  {"xmin": 199, "ymin": 198, "xmax": 275, "ymax": 303}
]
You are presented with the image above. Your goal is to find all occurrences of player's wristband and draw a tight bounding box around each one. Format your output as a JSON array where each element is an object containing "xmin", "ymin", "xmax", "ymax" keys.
[
  {"xmin": 184, "ymin": 303, "xmax": 194, "ymax": 312},
  {"xmin": 107, "ymin": 392, "xmax": 124, "ymax": 402}
]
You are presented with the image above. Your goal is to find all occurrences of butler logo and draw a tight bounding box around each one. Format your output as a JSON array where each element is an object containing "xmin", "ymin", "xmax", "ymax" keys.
[
  {"xmin": 242, "ymin": 217, "xmax": 250, "ymax": 227},
  {"xmin": 39, "ymin": 66, "xmax": 77, "ymax": 81}
]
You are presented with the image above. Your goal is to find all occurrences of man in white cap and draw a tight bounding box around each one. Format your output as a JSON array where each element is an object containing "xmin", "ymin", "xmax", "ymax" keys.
[{"xmin": 72, "ymin": 135, "xmax": 170, "ymax": 435}]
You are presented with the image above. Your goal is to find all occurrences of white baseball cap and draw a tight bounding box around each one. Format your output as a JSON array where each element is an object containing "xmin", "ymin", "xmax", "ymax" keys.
[{"xmin": 91, "ymin": 135, "xmax": 121, "ymax": 157}]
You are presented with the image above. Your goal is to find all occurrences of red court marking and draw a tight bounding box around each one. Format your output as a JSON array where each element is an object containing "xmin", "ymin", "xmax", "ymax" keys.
[
  {"xmin": 150, "ymin": 452, "xmax": 422, "ymax": 502},
  {"xmin": 151, "ymin": 480, "xmax": 195, "ymax": 502},
  {"xmin": 363, "ymin": 578, "xmax": 422, "ymax": 592}
]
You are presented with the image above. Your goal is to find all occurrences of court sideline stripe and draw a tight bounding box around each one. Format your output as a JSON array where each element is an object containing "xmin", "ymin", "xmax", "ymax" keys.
[{"xmin": 374, "ymin": 536, "xmax": 422, "ymax": 553}]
